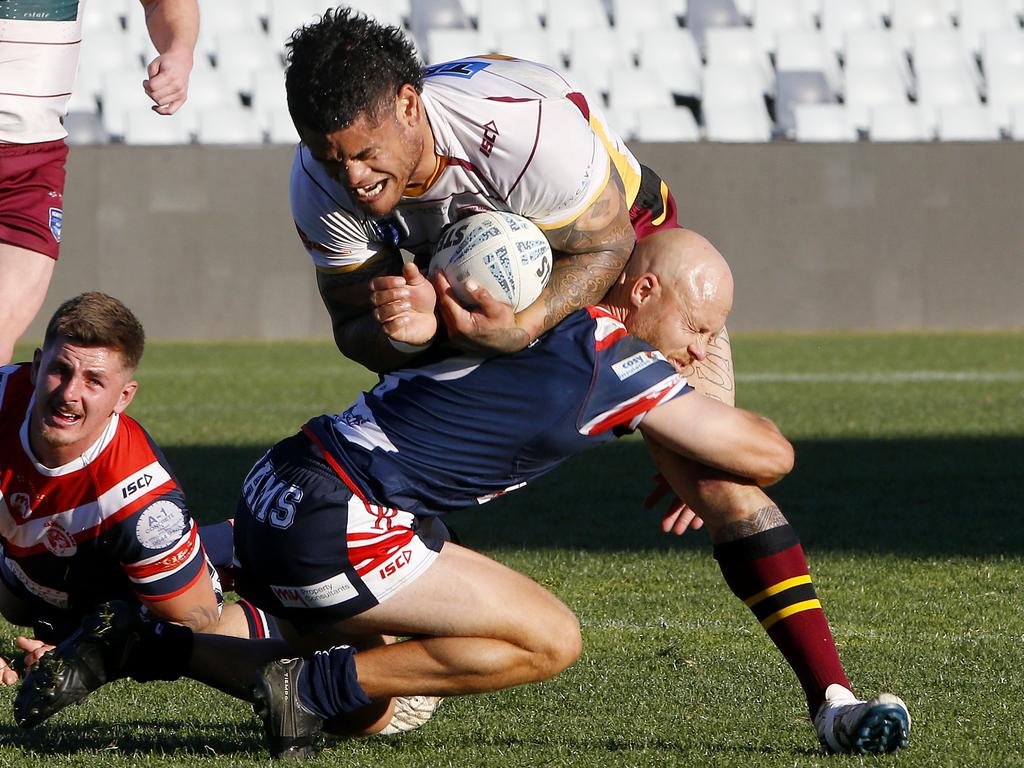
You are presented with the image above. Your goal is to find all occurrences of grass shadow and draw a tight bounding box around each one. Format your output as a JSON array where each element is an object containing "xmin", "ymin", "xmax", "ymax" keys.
[{"xmin": 165, "ymin": 435, "xmax": 1024, "ymax": 558}]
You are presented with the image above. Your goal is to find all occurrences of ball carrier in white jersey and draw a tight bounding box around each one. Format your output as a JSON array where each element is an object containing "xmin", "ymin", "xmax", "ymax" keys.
[
  {"xmin": 0, "ymin": 0, "xmax": 198, "ymax": 366},
  {"xmin": 19, "ymin": 241, "xmax": 909, "ymax": 758},
  {"xmin": 286, "ymin": 6, "xmax": 732, "ymax": 403}
]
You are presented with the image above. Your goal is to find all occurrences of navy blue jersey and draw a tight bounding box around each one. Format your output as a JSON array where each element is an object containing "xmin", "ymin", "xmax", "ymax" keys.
[{"xmin": 308, "ymin": 307, "xmax": 692, "ymax": 516}]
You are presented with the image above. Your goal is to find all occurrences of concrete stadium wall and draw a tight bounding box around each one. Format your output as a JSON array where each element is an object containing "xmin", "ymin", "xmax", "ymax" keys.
[{"xmin": 25, "ymin": 143, "xmax": 1024, "ymax": 340}]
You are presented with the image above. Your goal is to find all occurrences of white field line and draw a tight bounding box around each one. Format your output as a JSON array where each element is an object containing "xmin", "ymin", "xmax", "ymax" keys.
[
  {"xmin": 581, "ymin": 617, "xmax": 1023, "ymax": 642},
  {"xmin": 737, "ymin": 371, "xmax": 1024, "ymax": 384}
]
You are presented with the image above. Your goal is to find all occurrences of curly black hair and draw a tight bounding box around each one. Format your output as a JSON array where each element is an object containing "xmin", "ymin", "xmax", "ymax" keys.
[{"xmin": 285, "ymin": 6, "xmax": 424, "ymax": 134}]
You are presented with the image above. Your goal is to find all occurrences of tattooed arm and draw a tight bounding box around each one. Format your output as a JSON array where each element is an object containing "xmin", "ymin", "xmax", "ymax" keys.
[{"xmin": 437, "ymin": 164, "xmax": 636, "ymax": 355}]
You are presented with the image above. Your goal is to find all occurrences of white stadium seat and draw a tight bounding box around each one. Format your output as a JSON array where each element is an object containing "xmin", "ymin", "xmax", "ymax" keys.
[
  {"xmin": 249, "ymin": 66, "xmax": 288, "ymax": 115},
  {"xmin": 100, "ymin": 70, "xmax": 157, "ymax": 137},
  {"xmin": 986, "ymin": 63, "xmax": 1024, "ymax": 130},
  {"xmin": 567, "ymin": 27, "xmax": 633, "ymax": 81},
  {"xmin": 794, "ymin": 103, "xmax": 858, "ymax": 141},
  {"xmin": 1010, "ymin": 104, "xmax": 1024, "ymax": 140},
  {"xmin": 844, "ymin": 29, "xmax": 913, "ymax": 93},
  {"xmin": 957, "ymin": 0, "xmax": 1019, "ymax": 55},
  {"xmin": 702, "ymin": 63, "xmax": 767, "ymax": 107},
  {"xmin": 843, "ymin": 65, "xmax": 909, "ymax": 129},
  {"xmin": 425, "ymin": 28, "xmax": 485, "ymax": 64},
  {"xmin": 494, "ymin": 29, "xmax": 562, "ymax": 67},
  {"xmin": 476, "ymin": 0, "xmax": 541, "ymax": 52},
  {"xmin": 890, "ymin": 0, "xmax": 952, "ymax": 52},
  {"xmin": 213, "ymin": 31, "xmax": 283, "ymax": 96},
  {"xmin": 705, "ymin": 27, "xmax": 775, "ymax": 94},
  {"xmin": 123, "ymin": 106, "xmax": 193, "ymax": 145},
  {"xmin": 634, "ymin": 106, "xmax": 701, "ymax": 141},
  {"xmin": 751, "ymin": 0, "xmax": 815, "ymax": 53},
  {"xmin": 611, "ymin": 0, "xmax": 681, "ymax": 53},
  {"xmin": 936, "ymin": 104, "xmax": 1001, "ymax": 140},
  {"xmin": 915, "ymin": 65, "xmax": 980, "ymax": 131},
  {"xmin": 868, "ymin": 103, "xmax": 931, "ymax": 140},
  {"xmin": 543, "ymin": 0, "xmax": 611, "ymax": 56},
  {"xmin": 266, "ymin": 106, "xmax": 300, "ymax": 145},
  {"xmin": 607, "ymin": 69, "xmax": 675, "ymax": 110},
  {"xmin": 603, "ymin": 108, "xmax": 639, "ymax": 140},
  {"xmin": 703, "ymin": 102, "xmax": 773, "ymax": 141},
  {"xmin": 686, "ymin": 0, "xmax": 745, "ymax": 50},
  {"xmin": 911, "ymin": 29, "xmax": 982, "ymax": 92},
  {"xmin": 344, "ymin": 0, "xmax": 406, "ymax": 28},
  {"xmin": 76, "ymin": 29, "xmax": 144, "ymax": 102},
  {"xmin": 266, "ymin": 0, "xmax": 328, "ymax": 52},
  {"xmin": 637, "ymin": 28, "xmax": 703, "ymax": 97},
  {"xmin": 775, "ymin": 70, "xmax": 834, "ymax": 138},
  {"xmin": 196, "ymin": 106, "xmax": 264, "ymax": 144},
  {"xmin": 981, "ymin": 29, "xmax": 1024, "ymax": 76},
  {"xmin": 776, "ymin": 29, "xmax": 841, "ymax": 95},
  {"xmin": 821, "ymin": 0, "xmax": 882, "ymax": 53}
]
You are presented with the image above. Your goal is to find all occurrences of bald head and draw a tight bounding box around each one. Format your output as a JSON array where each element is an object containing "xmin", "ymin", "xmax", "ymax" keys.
[{"xmin": 606, "ymin": 228, "xmax": 733, "ymax": 369}]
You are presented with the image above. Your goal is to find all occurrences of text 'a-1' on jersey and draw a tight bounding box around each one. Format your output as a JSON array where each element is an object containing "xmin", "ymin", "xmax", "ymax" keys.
[
  {"xmin": 290, "ymin": 55, "xmax": 643, "ymax": 274},
  {"xmin": 308, "ymin": 307, "xmax": 692, "ymax": 516}
]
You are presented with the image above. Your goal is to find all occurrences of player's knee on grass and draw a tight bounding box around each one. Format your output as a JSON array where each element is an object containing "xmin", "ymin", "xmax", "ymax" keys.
[{"xmin": 522, "ymin": 599, "xmax": 582, "ymax": 682}]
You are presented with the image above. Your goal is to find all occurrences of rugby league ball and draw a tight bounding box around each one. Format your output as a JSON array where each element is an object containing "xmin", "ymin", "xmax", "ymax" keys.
[{"xmin": 429, "ymin": 211, "xmax": 552, "ymax": 312}]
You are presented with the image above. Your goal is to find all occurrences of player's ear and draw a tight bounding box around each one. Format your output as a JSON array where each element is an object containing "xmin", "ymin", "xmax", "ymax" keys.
[
  {"xmin": 114, "ymin": 379, "xmax": 138, "ymax": 415},
  {"xmin": 396, "ymin": 83, "xmax": 421, "ymax": 127},
  {"xmin": 31, "ymin": 348, "xmax": 42, "ymax": 377},
  {"xmin": 631, "ymin": 273, "xmax": 659, "ymax": 308}
]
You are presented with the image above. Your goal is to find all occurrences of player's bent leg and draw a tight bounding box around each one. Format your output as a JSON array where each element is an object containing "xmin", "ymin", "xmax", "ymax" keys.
[
  {"xmin": 334, "ymin": 541, "xmax": 582, "ymax": 696},
  {"xmin": 0, "ymin": 243, "xmax": 54, "ymax": 365}
]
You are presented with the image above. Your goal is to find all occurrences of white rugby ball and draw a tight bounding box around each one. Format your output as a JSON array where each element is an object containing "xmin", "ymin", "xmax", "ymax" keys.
[{"xmin": 429, "ymin": 211, "xmax": 552, "ymax": 312}]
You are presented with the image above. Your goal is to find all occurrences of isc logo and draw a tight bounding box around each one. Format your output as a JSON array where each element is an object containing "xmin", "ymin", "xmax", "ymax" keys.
[
  {"xmin": 122, "ymin": 473, "xmax": 154, "ymax": 499},
  {"xmin": 378, "ymin": 549, "xmax": 413, "ymax": 580}
]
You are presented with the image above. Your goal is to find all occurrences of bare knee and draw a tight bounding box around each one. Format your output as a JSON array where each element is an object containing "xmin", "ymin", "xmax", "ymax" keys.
[{"xmin": 522, "ymin": 602, "xmax": 582, "ymax": 682}]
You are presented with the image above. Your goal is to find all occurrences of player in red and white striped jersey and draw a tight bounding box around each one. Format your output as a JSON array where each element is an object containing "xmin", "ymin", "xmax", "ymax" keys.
[
  {"xmin": 0, "ymin": 0, "xmax": 198, "ymax": 366},
  {"xmin": 0, "ymin": 292, "xmax": 274, "ymax": 685}
]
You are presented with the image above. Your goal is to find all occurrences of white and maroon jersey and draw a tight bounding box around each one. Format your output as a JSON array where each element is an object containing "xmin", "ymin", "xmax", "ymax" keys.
[
  {"xmin": 291, "ymin": 56, "xmax": 645, "ymax": 275},
  {"xmin": 0, "ymin": 0, "xmax": 87, "ymax": 143},
  {"xmin": 0, "ymin": 364, "xmax": 206, "ymax": 612}
]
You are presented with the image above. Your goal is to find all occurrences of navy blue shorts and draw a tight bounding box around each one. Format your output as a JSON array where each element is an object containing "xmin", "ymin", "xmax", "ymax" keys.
[{"xmin": 233, "ymin": 430, "xmax": 445, "ymax": 629}]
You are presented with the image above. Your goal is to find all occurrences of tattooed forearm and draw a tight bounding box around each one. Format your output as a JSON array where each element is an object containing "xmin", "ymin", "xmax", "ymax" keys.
[
  {"xmin": 714, "ymin": 504, "xmax": 787, "ymax": 543},
  {"xmin": 537, "ymin": 168, "xmax": 636, "ymax": 334}
]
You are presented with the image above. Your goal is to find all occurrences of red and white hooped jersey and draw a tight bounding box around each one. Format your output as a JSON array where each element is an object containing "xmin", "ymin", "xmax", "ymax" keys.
[
  {"xmin": 0, "ymin": 0, "xmax": 86, "ymax": 143},
  {"xmin": 0, "ymin": 363, "xmax": 206, "ymax": 611},
  {"xmin": 290, "ymin": 55, "xmax": 644, "ymax": 274}
]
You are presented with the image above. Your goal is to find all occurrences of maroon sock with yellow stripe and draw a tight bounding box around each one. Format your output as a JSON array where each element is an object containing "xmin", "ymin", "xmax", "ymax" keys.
[{"xmin": 713, "ymin": 524, "xmax": 851, "ymax": 716}]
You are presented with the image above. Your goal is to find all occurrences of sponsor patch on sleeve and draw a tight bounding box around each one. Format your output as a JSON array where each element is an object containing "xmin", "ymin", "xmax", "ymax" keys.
[
  {"xmin": 611, "ymin": 350, "xmax": 664, "ymax": 381},
  {"xmin": 136, "ymin": 500, "xmax": 187, "ymax": 549}
]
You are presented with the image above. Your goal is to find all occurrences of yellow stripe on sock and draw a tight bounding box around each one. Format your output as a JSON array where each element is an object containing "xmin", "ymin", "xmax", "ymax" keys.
[
  {"xmin": 743, "ymin": 574, "xmax": 813, "ymax": 607},
  {"xmin": 761, "ymin": 599, "xmax": 822, "ymax": 631}
]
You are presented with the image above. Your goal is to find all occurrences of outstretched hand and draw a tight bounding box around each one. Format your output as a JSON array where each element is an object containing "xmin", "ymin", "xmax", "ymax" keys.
[
  {"xmin": 371, "ymin": 261, "xmax": 438, "ymax": 346},
  {"xmin": 0, "ymin": 637, "xmax": 55, "ymax": 685},
  {"xmin": 644, "ymin": 472, "xmax": 704, "ymax": 536},
  {"xmin": 433, "ymin": 272, "xmax": 531, "ymax": 356}
]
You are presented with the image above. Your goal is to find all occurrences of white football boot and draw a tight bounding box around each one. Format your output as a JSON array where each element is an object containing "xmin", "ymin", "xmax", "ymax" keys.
[
  {"xmin": 814, "ymin": 684, "xmax": 911, "ymax": 754},
  {"xmin": 379, "ymin": 696, "xmax": 443, "ymax": 736}
]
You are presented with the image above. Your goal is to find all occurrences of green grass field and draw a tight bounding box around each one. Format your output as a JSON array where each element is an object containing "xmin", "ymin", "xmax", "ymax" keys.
[{"xmin": 2, "ymin": 333, "xmax": 1023, "ymax": 767}]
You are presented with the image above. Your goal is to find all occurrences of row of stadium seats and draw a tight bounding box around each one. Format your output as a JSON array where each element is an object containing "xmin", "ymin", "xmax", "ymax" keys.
[{"xmin": 68, "ymin": 0, "xmax": 1024, "ymax": 144}]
